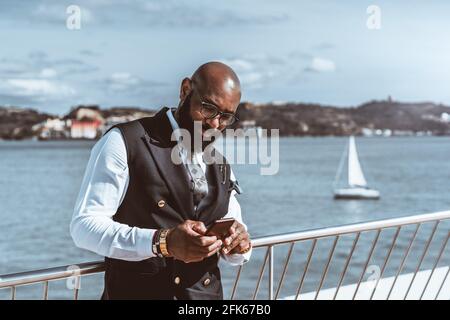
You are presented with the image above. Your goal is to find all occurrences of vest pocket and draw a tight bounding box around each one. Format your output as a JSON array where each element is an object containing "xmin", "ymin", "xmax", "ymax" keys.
[{"xmin": 178, "ymin": 270, "xmax": 223, "ymax": 300}]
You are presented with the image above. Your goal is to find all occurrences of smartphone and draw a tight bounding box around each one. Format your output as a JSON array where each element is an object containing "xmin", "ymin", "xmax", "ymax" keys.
[{"xmin": 206, "ymin": 218, "xmax": 236, "ymax": 238}]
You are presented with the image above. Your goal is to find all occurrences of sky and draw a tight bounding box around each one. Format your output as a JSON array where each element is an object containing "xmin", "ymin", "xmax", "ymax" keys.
[{"xmin": 1, "ymin": 0, "xmax": 450, "ymax": 115}]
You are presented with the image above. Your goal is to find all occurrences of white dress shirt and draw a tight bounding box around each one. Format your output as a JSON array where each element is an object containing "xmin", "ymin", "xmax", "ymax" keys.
[{"xmin": 70, "ymin": 109, "xmax": 251, "ymax": 266}]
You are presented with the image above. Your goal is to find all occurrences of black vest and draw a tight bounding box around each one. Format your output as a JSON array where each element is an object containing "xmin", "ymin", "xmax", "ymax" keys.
[{"xmin": 101, "ymin": 107, "xmax": 233, "ymax": 300}]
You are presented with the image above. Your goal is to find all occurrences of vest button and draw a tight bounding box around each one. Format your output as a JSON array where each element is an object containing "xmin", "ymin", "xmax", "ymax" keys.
[
  {"xmin": 157, "ymin": 200, "xmax": 166, "ymax": 208},
  {"xmin": 202, "ymin": 278, "xmax": 211, "ymax": 287},
  {"xmin": 174, "ymin": 276, "xmax": 181, "ymax": 285}
]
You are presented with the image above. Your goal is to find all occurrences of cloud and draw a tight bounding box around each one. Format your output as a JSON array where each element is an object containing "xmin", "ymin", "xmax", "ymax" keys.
[
  {"xmin": 223, "ymin": 59, "xmax": 253, "ymax": 72},
  {"xmin": 39, "ymin": 68, "xmax": 57, "ymax": 78},
  {"xmin": 0, "ymin": 53, "xmax": 98, "ymax": 79},
  {"xmin": 313, "ymin": 42, "xmax": 336, "ymax": 51},
  {"xmin": 103, "ymin": 72, "xmax": 167, "ymax": 95},
  {"xmin": 51, "ymin": 58, "xmax": 99, "ymax": 76},
  {"xmin": 0, "ymin": 78, "xmax": 76, "ymax": 104},
  {"xmin": 104, "ymin": 0, "xmax": 289, "ymax": 28},
  {"xmin": 220, "ymin": 52, "xmax": 338, "ymax": 91},
  {"xmin": 0, "ymin": 58, "xmax": 29, "ymax": 76},
  {"xmin": 7, "ymin": 79, "xmax": 74, "ymax": 96},
  {"xmin": 220, "ymin": 55, "xmax": 279, "ymax": 89},
  {"xmin": 0, "ymin": 51, "xmax": 88, "ymax": 105},
  {"xmin": 107, "ymin": 73, "xmax": 141, "ymax": 91},
  {"xmin": 306, "ymin": 57, "xmax": 336, "ymax": 73},
  {"xmin": 0, "ymin": 0, "xmax": 288, "ymax": 28}
]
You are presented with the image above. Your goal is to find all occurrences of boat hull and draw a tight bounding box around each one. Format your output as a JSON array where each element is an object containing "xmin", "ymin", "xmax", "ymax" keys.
[{"xmin": 334, "ymin": 187, "xmax": 380, "ymax": 200}]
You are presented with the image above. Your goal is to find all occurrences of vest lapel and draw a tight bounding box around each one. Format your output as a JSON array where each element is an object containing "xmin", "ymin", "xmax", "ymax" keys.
[{"xmin": 140, "ymin": 109, "xmax": 195, "ymax": 219}]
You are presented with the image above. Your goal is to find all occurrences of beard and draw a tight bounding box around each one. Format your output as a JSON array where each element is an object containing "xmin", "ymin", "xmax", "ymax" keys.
[{"xmin": 177, "ymin": 92, "xmax": 218, "ymax": 152}]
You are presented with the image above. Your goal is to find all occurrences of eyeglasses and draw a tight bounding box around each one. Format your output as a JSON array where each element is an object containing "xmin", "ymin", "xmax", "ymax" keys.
[{"xmin": 200, "ymin": 101, "xmax": 239, "ymax": 126}]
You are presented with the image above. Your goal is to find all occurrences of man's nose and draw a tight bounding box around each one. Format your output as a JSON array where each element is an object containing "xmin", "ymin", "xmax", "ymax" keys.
[{"xmin": 205, "ymin": 115, "xmax": 220, "ymax": 129}]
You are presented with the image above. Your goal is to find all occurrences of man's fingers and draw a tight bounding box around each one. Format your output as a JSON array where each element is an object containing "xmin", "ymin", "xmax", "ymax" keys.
[
  {"xmin": 223, "ymin": 232, "xmax": 249, "ymax": 254},
  {"xmin": 207, "ymin": 240, "xmax": 222, "ymax": 251},
  {"xmin": 224, "ymin": 234, "xmax": 237, "ymax": 246},
  {"xmin": 224, "ymin": 224, "xmax": 237, "ymax": 241},
  {"xmin": 229, "ymin": 233, "xmax": 243, "ymax": 251},
  {"xmin": 185, "ymin": 227, "xmax": 202, "ymax": 237},
  {"xmin": 191, "ymin": 239, "xmax": 221, "ymax": 257},
  {"xmin": 229, "ymin": 239, "xmax": 251, "ymax": 254},
  {"xmin": 191, "ymin": 221, "xmax": 207, "ymax": 235},
  {"xmin": 192, "ymin": 235, "xmax": 218, "ymax": 246},
  {"xmin": 184, "ymin": 221, "xmax": 207, "ymax": 237},
  {"xmin": 205, "ymin": 240, "xmax": 223, "ymax": 256},
  {"xmin": 224, "ymin": 223, "xmax": 246, "ymax": 245},
  {"xmin": 223, "ymin": 225, "xmax": 240, "ymax": 245},
  {"xmin": 206, "ymin": 247, "xmax": 221, "ymax": 257}
]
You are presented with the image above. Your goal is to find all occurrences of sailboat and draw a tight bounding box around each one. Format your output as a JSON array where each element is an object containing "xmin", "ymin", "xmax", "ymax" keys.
[{"xmin": 333, "ymin": 136, "xmax": 380, "ymax": 200}]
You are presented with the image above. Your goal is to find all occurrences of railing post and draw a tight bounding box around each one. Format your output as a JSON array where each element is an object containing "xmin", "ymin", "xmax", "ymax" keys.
[
  {"xmin": 420, "ymin": 232, "xmax": 449, "ymax": 300},
  {"xmin": 269, "ymin": 245, "xmax": 274, "ymax": 300},
  {"xmin": 73, "ymin": 275, "xmax": 81, "ymax": 300},
  {"xmin": 275, "ymin": 242, "xmax": 295, "ymax": 300},
  {"xmin": 43, "ymin": 281, "xmax": 49, "ymax": 300},
  {"xmin": 435, "ymin": 267, "xmax": 450, "ymax": 300},
  {"xmin": 404, "ymin": 221, "xmax": 440, "ymax": 300},
  {"xmin": 295, "ymin": 239, "xmax": 317, "ymax": 300},
  {"xmin": 315, "ymin": 236, "xmax": 339, "ymax": 300},
  {"xmin": 386, "ymin": 224, "xmax": 420, "ymax": 300},
  {"xmin": 230, "ymin": 265, "xmax": 243, "ymax": 300},
  {"xmin": 352, "ymin": 229, "xmax": 381, "ymax": 300},
  {"xmin": 11, "ymin": 286, "xmax": 16, "ymax": 300},
  {"xmin": 253, "ymin": 247, "xmax": 269, "ymax": 300}
]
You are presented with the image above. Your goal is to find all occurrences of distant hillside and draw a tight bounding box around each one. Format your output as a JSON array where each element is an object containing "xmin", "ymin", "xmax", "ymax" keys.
[
  {"xmin": 233, "ymin": 100, "xmax": 450, "ymax": 136},
  {"xmin": 64, "ymin": 105, "xmax": 156, "ymax": 120},
  {"xmin": 1, "ymin": 100, "xmax": 450, "ymax": 139},
  {"xmin": 0, "ymin": 107, "xmax": 53, "ymax": 139}
]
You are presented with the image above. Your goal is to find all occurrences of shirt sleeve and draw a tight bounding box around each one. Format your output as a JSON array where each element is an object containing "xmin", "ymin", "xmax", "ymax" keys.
[
  {"xmin": 70, "ymin": 128, "xmax": 157, "ymax": 261},
  {"xmin": 220, "ymin": 167, "xmax": 252, "ymax": 266}
]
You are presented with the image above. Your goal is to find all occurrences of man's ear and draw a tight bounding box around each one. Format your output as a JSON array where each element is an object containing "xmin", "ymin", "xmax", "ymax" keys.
[{"xmin": 179, "ymin": 77, "xmax": 192, "ymax": 101}]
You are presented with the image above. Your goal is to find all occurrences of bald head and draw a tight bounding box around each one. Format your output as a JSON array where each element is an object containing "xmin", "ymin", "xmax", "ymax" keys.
[
  {"xmin": 191, "ymin": 61, "xmax": 241, "ymax": 101},
  {"xmin": 180, "ymin": 61, "xmax": 241, "ymax": 113},
  {"xmin": 176, "ymin": 61, "xmax": 242, "ymax": 137}
]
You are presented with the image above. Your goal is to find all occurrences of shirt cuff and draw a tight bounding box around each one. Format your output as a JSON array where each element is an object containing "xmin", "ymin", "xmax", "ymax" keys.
[
  {"xmin": 136, "ymin": 228, "xmax": 157, "ymax": 259},
  {"xmin": 220, "ymin": 246, "xmax": 252, "ymax": 266}
]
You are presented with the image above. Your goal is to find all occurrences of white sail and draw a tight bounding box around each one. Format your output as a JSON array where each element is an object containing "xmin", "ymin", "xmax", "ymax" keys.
[{"xmin": 347, "ymin": 136, "xmax": 367, "ymax": 187}]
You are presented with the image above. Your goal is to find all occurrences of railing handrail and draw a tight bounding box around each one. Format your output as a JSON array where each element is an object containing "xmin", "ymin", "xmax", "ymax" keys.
[
  {"xmin": 0, "ymin": 262, "xmax": 104, "ymax": 288},
  {"xmin": 1, "ymin": 210, "xmax": 449, "ymax": 290},
  {"xmin": 252, "ymin": 210, "xmax": 450, "ymax": 247}
]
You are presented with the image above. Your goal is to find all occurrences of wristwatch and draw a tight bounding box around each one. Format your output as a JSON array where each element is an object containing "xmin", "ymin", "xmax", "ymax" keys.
[
  {"xmin": 152, "ymin": 229, "xmax": 171, "ymax": 258},
  {"xmin": 159, "ymin": 229, "xmax": 171, "ymax": 257}
]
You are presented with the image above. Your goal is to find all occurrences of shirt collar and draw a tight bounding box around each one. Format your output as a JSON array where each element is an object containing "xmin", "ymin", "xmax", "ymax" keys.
[
  {"xmin": 166, "ymin": 108, "xmax": 182, "ymax": 141},
  {"xmin": 166, "ymin": 108, "xmax": 203, "ymax": 158}
]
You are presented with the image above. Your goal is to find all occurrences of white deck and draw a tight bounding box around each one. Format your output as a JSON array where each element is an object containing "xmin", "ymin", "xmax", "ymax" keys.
[{"xmin": 282, "ymin": 266, "xmax": 449, "ymax": 300}]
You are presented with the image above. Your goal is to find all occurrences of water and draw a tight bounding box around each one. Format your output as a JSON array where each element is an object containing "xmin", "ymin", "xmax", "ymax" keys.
[{"xmin": 0, "ymin": 137, "xmax": 449, "ymax": 299}]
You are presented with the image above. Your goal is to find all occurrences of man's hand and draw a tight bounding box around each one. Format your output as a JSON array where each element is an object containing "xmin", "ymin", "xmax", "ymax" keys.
[
  {"xmin": 166, "ymin": 220, "xmax": 223, "ymax": 263},
  {"xmin": 221, "ymin": 221, "xmax": 251, "ymax": 255}
]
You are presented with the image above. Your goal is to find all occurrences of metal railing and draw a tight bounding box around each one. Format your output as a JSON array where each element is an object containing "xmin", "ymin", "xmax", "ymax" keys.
[{"xmin": 1, "ymin": 210, "xmax": 449, "ymax": 300}]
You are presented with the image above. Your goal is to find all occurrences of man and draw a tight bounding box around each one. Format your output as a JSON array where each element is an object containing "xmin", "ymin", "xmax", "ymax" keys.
[{"xmin": 70, "ymin": 62, "xmax": 252, "ymax": 300}]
